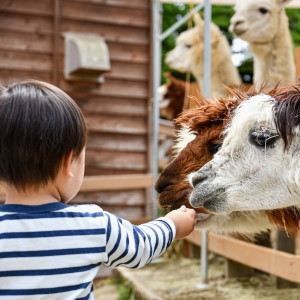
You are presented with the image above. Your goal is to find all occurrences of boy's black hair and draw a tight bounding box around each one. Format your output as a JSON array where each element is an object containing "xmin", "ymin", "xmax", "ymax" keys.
[{"xmin": 0, "ymin": 80, "xmax": 87, "ymax": 191}]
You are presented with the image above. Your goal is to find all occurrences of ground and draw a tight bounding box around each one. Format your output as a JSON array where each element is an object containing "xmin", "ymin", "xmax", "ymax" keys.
[
  {"xmin": 94, "ymin": 255, "xmax": 300, "ymax": 300},
  {"xmin": 93, "ymin": 278, "xmax": 119, "ymax": 300}
]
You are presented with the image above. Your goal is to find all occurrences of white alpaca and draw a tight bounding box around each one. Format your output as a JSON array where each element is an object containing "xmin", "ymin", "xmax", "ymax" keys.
[
  {"xmin": 165, "ymin": 14, "xmax": 241, "ymax": 99},
  {"xmin": 230, "ymin": 0, "xmax": 296, "ymax": 88},
  {"xmin": 189, "ymin": 85, "xmax": 300, "ymax": 234}
]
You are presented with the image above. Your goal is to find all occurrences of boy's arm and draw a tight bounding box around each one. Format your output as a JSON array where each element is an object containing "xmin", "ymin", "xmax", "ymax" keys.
[{"xmin": 103, "ymin": 206, "xmax": 196, "ymax": 269}]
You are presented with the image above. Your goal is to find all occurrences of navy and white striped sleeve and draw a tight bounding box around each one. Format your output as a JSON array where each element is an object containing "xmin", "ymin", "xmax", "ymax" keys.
[{"xmin": 103, "ymin": 212, "xmax": 176, "ymax": 269}]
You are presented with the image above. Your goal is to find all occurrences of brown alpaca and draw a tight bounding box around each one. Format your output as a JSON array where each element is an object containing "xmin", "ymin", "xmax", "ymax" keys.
[
  {"xmin": 159, "ymin": 73, "xmax": 200, "ymax": 121},
  {"xmin": 156, "ymin": 89, "xmax": 300, "ymax": 235}
]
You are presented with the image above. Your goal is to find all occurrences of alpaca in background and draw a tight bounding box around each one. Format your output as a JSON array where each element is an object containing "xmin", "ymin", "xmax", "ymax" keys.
[
  {"xmin": 165, "ymin": 14, "xmax": 241, "ymax": 98},
  {"xmin": 159, "ymin": 73, "xmax": 200, "ymax": 121},
  {"xmin": 230, "ymin": 0, "xmax": 295, "ymax": 88}
]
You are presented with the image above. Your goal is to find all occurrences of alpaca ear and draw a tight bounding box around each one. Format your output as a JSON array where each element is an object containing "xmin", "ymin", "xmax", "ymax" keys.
[
  {"xmin": 193, "ymin": 13, "xmax": 203, "ymax": 28},
  {"xmin": 210, "ymin": 23, "xmax": 221, "ymax": 48},
  {"xmin": 276, "ymin": 0, "xmax": 292, "ymax": 6}
]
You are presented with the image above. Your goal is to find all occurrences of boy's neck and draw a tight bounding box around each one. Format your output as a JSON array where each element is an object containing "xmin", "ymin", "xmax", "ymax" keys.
[{"xmin": 4, "ymin": 183, "xmax": 62, "ymax": 205}]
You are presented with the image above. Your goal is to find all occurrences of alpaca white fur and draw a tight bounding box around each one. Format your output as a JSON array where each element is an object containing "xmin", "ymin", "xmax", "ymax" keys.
[
  {"xmin": 174, "ymin": 120, "xmax": 275, "ymax": 234},
  {"xmin": 165, "ymin": 14, "xmax": 241, "ymax": 98},
  {"xmin": 189, "ymin": 93, "xmax": 300, "ymax": 215},
  {"xmin": 173, "ymin": 125, "xmax": 196, "ymax": 157},
  {"xmin": 230, "ymin": 0, "xmax": 296, "ymax": 88}
]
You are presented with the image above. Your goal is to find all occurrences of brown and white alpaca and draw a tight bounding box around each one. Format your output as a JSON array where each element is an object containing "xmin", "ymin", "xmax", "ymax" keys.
[
  {"xmin": 188, "ymin": 85, "xmax": 300, "ymax": 234},
  {"xmin": 156, "ymin": 87, "xmax": 300, "ymax": 234},
  {"xmin": 165, "ymin": 14, "xmax": 241, "ymax": 99},
  {"xmin": 230, "ymin": 0, "xmax": 296, "ymax": 88},
  {"xmin": 159, "ymin": 73, "xmax": 200, "ymax": 120}
]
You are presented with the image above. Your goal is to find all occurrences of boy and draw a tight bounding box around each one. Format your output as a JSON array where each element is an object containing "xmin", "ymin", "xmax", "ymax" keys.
[{"xmin": 0, "ymin": 81, "xmax": 196, "ymax": 299}]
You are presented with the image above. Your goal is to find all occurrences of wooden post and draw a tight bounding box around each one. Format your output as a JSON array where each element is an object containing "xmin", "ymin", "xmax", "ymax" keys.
[
  {"xmin": 295, "ymin": 47, "xmax": 300, "ymax": 83},
  {"xmin": 276, "ymin": 230, "xmax": 298, "ymax": 288},
  {"xmin": 226, "ymin": 231, "xmax": 273, "ymax": 278},
  {"xmin": 225, "ymin": 259, "xmax": 254, "ymax": 277},
  {"xmin": 225, "ymin": 234, "xmax": 254, "ymax": 278}
]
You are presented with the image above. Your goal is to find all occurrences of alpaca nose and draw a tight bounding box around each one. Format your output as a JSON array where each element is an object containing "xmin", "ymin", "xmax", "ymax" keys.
[
  {"xmin": 191, "ymin": 171, "xmax": 207, "ymax": 188},
  {"xmin": 229, "ymin": 16, "xmax": 245, "ymax": 33},
  {"xmin": 189, "ymin": 163, "xmax": 212, "ymax": 188},
  {"xmin": 155, "ymin": 167, "xmax": 177, "ymax": 194},
  {"xmin": 233, "ymin": 19, "xmax": 244, "ymax": 27},
  {"xmin": 155, "ymin": 174, "xmax": 167, "ymax": 194}
]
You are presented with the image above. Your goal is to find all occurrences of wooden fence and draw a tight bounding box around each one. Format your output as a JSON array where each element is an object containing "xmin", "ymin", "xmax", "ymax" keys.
[{"xmin": 185, "ymin": 229, "xmax": 300, "ymax": 284}]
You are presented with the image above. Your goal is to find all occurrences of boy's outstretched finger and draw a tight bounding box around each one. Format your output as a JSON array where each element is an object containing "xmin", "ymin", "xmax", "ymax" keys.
[
  {"xmin": 179, "ymin": 205, "xmax": 187, "ymax": 212},
  {"xmin": 186, "ymin": 208, "xmax": 197, "ymax": 218}
]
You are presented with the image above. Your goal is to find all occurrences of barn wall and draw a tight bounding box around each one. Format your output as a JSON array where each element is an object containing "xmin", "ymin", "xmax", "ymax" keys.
[{"xmin": 0, "ymin": 0, "xmax": 152, "ymax": 219}]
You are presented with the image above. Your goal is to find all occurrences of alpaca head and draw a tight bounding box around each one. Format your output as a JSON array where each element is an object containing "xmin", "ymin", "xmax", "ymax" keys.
[
  {"xmin": 189, "ymin": 85, "xmax": 300, "ymax": 217},
  {"xmin": 157, "ymin": 86, "xmax": 300, "ymax": 234},
  {"xmin": 158, "ymin": 73, "xmax": 186, "ymax": 120},
  {"xmin": 165, "ymin": 14, "xmax": 220, "ymax": 76},
  {"xmin": 158, "ymin": 73, "xmax": 201, "ymax": 120},
  {"xmin": 156, "ymin": 95, "xmax": 276, "ymax": 234},
  {"xmin": 156, "ymin": 96, "xmax": 232, "ymax": 212},
  {"xmin": 230, "ymin": 0, "xmax": 292, "ymax": 43}
]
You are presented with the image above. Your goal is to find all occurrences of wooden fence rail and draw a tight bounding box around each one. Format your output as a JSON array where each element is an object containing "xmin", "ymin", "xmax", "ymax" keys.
[
  {"xmin": 0, "ymin": 174, "xmax": 154, "ymax": 196},
  {"xmin": 186, "ymin": 229, "xmax": 300, "ymax": 284}
]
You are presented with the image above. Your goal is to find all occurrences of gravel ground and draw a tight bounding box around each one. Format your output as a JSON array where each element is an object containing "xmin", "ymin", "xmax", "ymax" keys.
[
  {"xmin": 93, "ymin": 279, "xmax": 119, "ymax": 300},
  {"xmin": 115, "ymin": 256, "xmax": 300, "ymax": 300}
]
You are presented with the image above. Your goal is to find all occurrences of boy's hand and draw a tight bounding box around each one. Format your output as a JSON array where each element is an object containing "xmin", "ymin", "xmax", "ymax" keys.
[{"xmin": 165, "ymin": 205, "xmax": 197, "ymax": 239}]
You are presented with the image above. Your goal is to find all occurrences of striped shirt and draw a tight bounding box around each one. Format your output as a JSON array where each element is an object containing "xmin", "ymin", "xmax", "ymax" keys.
[{"xmin": 0, "ymin": 202, "xmax": 176, "ymax": 299}]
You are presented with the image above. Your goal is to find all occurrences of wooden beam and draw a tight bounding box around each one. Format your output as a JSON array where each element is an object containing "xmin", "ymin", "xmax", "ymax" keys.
[
  {"xmin": 185, "ymin": 229, "xmax": 300, "ymax": 283},
  {"xmin": 159, "ymin": 118, "xmax": 176, "ymax": 137},
  {"xmin": 0, "ymin": 174, "xmax": 154, "ymax": 195},
  {"xmin": 160, "ymin": 0, "xmax": 300, "ymax": 8},
  {"xmin": 80, "ymin": 174, "xmax": 153, "ymax": 192}
]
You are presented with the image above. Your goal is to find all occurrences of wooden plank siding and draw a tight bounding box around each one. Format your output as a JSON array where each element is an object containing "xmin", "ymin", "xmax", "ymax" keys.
[{"xmin": 0, "ymin": 0, "xmax": 153, "ymax": 219}]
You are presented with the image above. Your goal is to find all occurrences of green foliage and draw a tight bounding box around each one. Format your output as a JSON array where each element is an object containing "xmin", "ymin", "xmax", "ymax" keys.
[
  {"xmin": 116, "ymin": 279, "xmax": 135, "ymax": 300},
  {"xmin": 286, "ymin": 8, "xmax": 300, "ymax": 48},
  {"xmin": 161, "ymin": 4, "xmax": 190, "ymax": 83}
]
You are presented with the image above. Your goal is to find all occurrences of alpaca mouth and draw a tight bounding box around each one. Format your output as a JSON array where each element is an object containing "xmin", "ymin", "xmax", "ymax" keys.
[
  {"xmin": 158, "ymin": 190, "xmax": 188, "ymax": 211},
  {"xmin": 197, "ymin": 213, "xmax": 211, "ymax": 221},
  {"xmin": 232, "ymin": 28, "xmax": 247, "ymax": 36}
]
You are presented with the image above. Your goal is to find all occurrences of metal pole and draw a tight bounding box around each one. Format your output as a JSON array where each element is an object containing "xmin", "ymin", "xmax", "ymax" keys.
[
  {"xmin": 159, "ymin": 3, "xmax": 204, "ymax": 41},
  {"xmin": 199, "ymin": 0, "xmax": 211, "ymax": 288},
  {"xmin": 202, "ymin": 0, "xmax": 211, "ymax": 99},
  {"xmin": 151, "ymin": 0, "xmax": 162, "ymax": 219}
]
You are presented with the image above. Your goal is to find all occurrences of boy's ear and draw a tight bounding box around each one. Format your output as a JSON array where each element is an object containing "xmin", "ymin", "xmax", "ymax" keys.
[{"xmin": 63, "ymin": 152, "xmax": 74, "ymax": 178}]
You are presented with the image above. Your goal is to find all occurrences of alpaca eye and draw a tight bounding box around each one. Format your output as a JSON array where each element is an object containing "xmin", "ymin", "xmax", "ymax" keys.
[
  {"xmin": 249, "ymin": 131, "xmax": 278, "ymax": 149},
  {"xmin": 259, "ymin": 7, "xmax": 268, "ymax": 14},
  {"xmin": 185, "ymin": 44, "xmax": 192, "ymax": 49},
  {"xmin": 208, "ymin": 142, "xmax": 222, "ymax": 155}
]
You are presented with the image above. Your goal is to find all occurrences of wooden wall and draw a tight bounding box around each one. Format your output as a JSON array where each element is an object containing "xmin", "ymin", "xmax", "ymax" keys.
[{"xmin": 0, "ymin": 0, "xmax": 152, "ymax": 219}]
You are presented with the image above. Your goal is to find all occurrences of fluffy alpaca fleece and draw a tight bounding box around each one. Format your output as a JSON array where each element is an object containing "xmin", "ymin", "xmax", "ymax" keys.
[
  {"xmin": 189, "ymin": 85, "xmax": 300, "ymax": 234},
  {"xmin": 158, "ymin": 73, "xmax": 200, "ymax": 121},
  {"xmin": 230, "ymin": 0, "xmax": 295, "ymax": 88},
  {"xmin": 156, "ymin": 87, "xmax": 300, "ymax": 235},
  {"xmin": 165, "ymin": 14, "xmax": 241, "ymax": 99}
]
